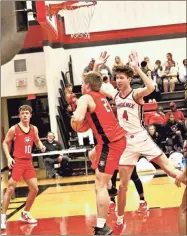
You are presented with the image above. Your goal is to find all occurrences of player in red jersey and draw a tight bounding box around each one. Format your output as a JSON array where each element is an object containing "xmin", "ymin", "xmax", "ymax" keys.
[
  {"xmin": 72, "ymin": 72, "xmax": 126, "ymax": 235},
  {"xmin": 1, "ymin": 105, "xmax": 46, "ymax": 230}
]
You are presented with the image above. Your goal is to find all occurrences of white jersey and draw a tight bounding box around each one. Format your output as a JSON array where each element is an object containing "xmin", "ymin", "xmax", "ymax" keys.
[{"xmin": 114, "ymin": 90, "xmax": 145, "ymax": 134}]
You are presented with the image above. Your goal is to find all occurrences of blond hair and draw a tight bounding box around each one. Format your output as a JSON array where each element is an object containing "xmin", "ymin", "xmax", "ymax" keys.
[
  {"xmin": 18, "ymin": 105, "xmax": 32, "ymax": 114},
  {"xmin": 84, "ymin": 72, "xmax": 102, "ymax": 92}
]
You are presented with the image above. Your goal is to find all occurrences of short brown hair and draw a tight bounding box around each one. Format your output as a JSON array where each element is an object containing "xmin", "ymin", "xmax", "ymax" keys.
[
  {"xmin": 84, "ymin": 72, "xmax": 102, "ymax": 92},
  {"xmin": 18, "ymin": 105, "xmax": 32, "ymax": 114},
  {"xmin": 155, "ymin": 60, "xmax": 161, "ymax": 65},
  {"xmin": 167, "ymin": 52, "xmax": 173, "ymax": 58},
  {"xmin": 113, "ymin": 65, "xmax": 134, "ymax": 78}
]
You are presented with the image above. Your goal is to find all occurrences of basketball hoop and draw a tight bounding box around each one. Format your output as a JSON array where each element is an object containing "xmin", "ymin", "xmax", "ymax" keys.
[{"xmin": 46, "ymin": 1, "xmax": 97, "ymax": 39}]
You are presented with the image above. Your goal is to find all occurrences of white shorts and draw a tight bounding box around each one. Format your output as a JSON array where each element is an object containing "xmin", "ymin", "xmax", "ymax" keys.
[{"xmin": 119, "ymin": 130, "xmax": 163, "ymax": 166}]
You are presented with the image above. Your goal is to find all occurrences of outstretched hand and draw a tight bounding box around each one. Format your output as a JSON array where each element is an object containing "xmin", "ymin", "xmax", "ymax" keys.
[
  {"xmin": 175, "ymin": 170, "xmax": 186, "ymax": 187},
  {"xmin": 128, "ymin": 50, "xmax": 139, "ymax": 69},
  {"xmin": 95, "ymin": 51, "xmax": 110, "ymax": 66}
]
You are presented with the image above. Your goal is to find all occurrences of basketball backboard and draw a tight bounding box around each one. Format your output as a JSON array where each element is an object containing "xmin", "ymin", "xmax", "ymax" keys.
[
  {"xmin": 35, "ymin": 1, "xmax": 96, "ymax": 40},
  {"xmin": 35, "ymin": 1, "xmax": 59, "ymax": 39}
]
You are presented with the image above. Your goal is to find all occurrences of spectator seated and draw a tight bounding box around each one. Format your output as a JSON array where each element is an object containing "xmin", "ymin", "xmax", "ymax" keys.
[
  {"xmin": 165, "ymin": 102, "xmax": 185, "ymax": 123},
  {"xmin": 147, "ymin": 125, "xmax": 165, "ymax": 151},
  {"xmin": 165, "ymin": 113, "xmax": 185, "ymax": 153},
  {"xmin": 43, "ymin": 132, "xmax": 69, "ymax": 178},
  {"xmin": 147, "ymin": 106, "xmax": 166, "ymax": 125}
]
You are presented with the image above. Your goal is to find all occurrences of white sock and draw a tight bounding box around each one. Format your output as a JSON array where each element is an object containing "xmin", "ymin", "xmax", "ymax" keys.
[
  {"xmin": 97, "ymin": 218, "xmax": 106, "ymax": 228},
  {"xmin": 23, "ymin": 210, "xmax": 29, "ymax": 215},
  {"xmin": 117, "ymin": 215, "xmax": 124, "ymax": 225},
  {"xmin": 1, "ymin": 214, "xmax": 6, "ymax": 220}
]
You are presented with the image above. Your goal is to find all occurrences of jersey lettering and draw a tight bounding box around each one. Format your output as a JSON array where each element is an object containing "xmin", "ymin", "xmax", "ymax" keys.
[
  {"xmin": 101, "ymin": 98, "xmax": 112, "ymax": 112},
  {"xmin": 25, "ymin": 145, "xmax": 32, "ymax": 154},
  {"xmin": 123, "ymin": 110, "xmax": 129, "ymax": 121},
  {"xmin": 115, "ymin": 90, "xmax": 145, "ymax": 134},
  {"xmin": 13, "ymin": 124, "xmax": 35, "ymax": 158}
]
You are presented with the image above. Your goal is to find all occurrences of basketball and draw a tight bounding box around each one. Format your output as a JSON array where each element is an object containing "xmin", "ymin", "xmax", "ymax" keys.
[
  {"xmin": 168, "ymin": 152, "xmax": 184, "ymax": 169},
  {"xmin": 71, "ymin": 119, "xmax": 90, "ymax": 133}
]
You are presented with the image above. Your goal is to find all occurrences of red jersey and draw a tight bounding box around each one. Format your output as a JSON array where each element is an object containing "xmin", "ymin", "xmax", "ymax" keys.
[
  {"xmin": 86, "ymin": 91, "xmax": 125, "ymax": 144},
  {"xmin": 13, "ymin": 124, "xmax": 36, "ymax": 159}
]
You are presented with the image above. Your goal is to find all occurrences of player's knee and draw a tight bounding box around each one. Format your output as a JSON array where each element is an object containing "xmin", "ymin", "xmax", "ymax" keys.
[
  {"xmin": 95, "ymin": 179, "xmax": 107, "ymax": 190},
  {"xmin": 119, "ymin": 181, "xmax": 128, "ymax": 191},
  {"xmin": 95, "ymin": 176, "xmax": 108, "ymax": 190},
  {"xmin": 7, "ymin": 186, "xmax": 15, "ymax": 196},
  {"xmin": 29, "ymin": 186, "xmax": 39, "ymax": 194}
]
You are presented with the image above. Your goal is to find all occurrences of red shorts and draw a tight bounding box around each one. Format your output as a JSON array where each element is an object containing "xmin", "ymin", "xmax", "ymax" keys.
[
  {"xmin": 89, "ymin": 137, "xmax": 126, "ymax": 175},
  {"xmin": 11, "ymin": 158, "xmax": 37, "ymax": 182}
]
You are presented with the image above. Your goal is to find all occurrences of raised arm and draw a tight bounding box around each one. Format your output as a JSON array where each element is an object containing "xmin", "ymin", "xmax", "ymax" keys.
[
  {"xmin": 93, "ymin": 51, "xmax": 110, "ymax": 73},
  {"xmin": 93, "ymin": 52, "xmax": 117, "ymax": 99},
  {"xmin": 2, "ymin": 126, "xmax": 15, "ymax": 168},
  {"xmin": 129, "ymin": 51, "xmax": 155, "ymax": 101}
]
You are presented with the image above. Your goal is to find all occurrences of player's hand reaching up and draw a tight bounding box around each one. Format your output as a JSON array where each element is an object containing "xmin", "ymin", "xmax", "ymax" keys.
[
  {"xmin": 95, "ymin": 51, "xmax": 110, "ymax": 66},
  {"xmin": 7, "ymin": 156, "xmax": 15, "ymax": 169},
  {"xmin": 129, "ymin": 51, "xmax": 139, "ymax": 70}
]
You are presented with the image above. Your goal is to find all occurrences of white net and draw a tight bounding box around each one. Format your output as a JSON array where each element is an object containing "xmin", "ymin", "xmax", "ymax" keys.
[{"xmin": 63, "ymin": 1, "xmax": 96, "ymax": 39}]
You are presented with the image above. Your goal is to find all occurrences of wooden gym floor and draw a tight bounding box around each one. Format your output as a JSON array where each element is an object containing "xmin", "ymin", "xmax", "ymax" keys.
[{"xmin": 1, "ymin": 169, "xmax": 185, "ymax": 235}]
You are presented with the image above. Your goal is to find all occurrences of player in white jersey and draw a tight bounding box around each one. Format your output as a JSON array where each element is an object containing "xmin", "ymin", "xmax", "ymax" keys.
[
  {"xmin": 114, "ymin": 89, "xmax": 162, "ymax": 166},
  {"xmin": 94, "ymin": 51, "xmax": 186, "ymax": 235}
]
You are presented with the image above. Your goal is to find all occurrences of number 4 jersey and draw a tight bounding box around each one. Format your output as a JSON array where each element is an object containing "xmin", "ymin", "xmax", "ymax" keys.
[
  {"xmin": 86, "ymin": 91, "xmax": 125, "ymax": 144},
  {"xmin": 13, "ymin": 124, "xmax": 36, "ymax": 159},
  {"xmin": 114, "ymin": 90, "xmax": 145, "ymax": 134}
]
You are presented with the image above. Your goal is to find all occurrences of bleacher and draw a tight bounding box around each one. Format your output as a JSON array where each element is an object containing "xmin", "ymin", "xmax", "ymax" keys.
[
  {"xmin": 144, "ymin": 83, "xmax": 186, "ymax": 115},
  {"xmin": 56, "ymin": 60, "xmax": 186, "ymax": 175}
]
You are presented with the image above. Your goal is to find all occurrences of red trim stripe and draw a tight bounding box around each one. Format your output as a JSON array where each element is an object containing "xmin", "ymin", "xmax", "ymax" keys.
[{"xmin": 24, "ymin": 22, "xmax": 186, "ymax": 49}]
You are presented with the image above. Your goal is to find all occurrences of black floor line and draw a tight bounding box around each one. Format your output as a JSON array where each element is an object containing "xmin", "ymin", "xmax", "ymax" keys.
[
  {"xmin": 9, "ymin": 201, "xmax": 25, "ymax": 204},
  {"xmin": 8, "ymin": 207, "xmax": 19, "ymax": 210},
  {"xmin": 153, "ymin": 173, "xmax": 167, "ymax": 178},
  {"xmin": 6, "ymin": 173, "xmax": 167, "ymax": 219},
  {"xmin": 7, "ymin": 186, "xmax": 49, "ymax": 220},
  {"xmin": 7, "ymin": 203, "xmax": 26, "ymax": 220},
  {"xmin": 149, "ymin": 207, "xmax": 161, "ymax": 209}
]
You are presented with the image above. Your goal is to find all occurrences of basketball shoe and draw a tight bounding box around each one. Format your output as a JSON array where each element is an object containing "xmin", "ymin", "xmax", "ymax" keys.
[
  {"xmin": 137, "ymin": 200, "xmax": 149, "ymax": 213},
  {"xmin": 113, "ymin": 221, "xmax": 126, "ymax": 235},
  {"xmin": 93, "ymin": 224, "xmax": 113, "ymax": 235},
  {"xmin": 20, "ymin": 212, "xmax": 37, "ymax": 224}
]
